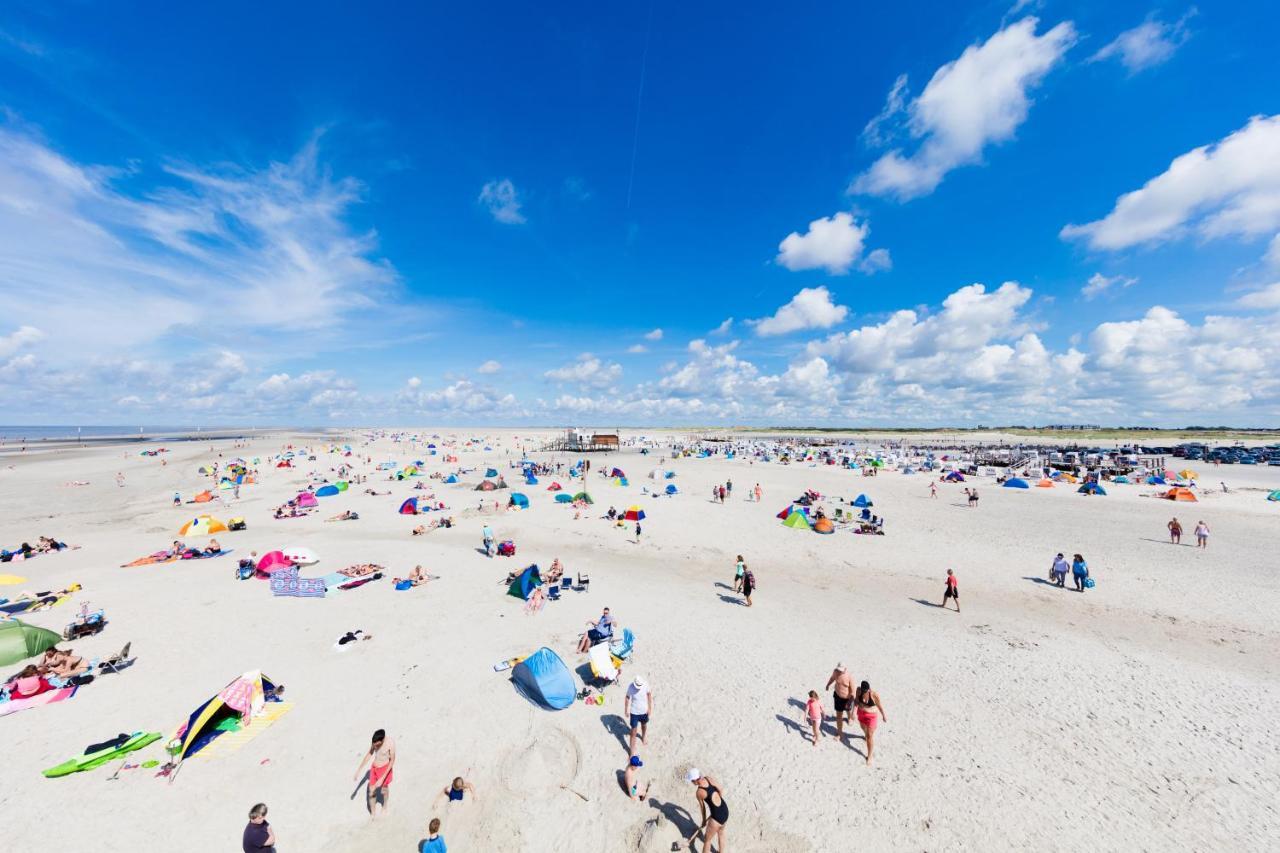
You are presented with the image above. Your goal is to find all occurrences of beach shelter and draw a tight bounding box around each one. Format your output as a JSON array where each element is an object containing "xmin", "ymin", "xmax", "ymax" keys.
[
  {"xmin": 295, "ymin": 492, "xmax": 319, "ymax": 508},
  {"xmin": 665, "ymin": 484, "xmax": 678, "ymax": 495},
  {"xmin": 852, "ymin": 494, "xmax": 873, "ymax": 507},
  {"xmin": 444, "ymin": 474, "xmax": 459, "ymax": 484},
  {"xmin": 525, "ymin": 475, "xmax": 539, "ymax": 486},
  {"xmin": 813, "ymin": 517, "xmax": 835, "ymax": 534},
  {"xmin": 1146, "ymin": 476, "xmax": 1166, "ymax": 485},
  {"xmin": 510, "ymin": 492, "xmax": 529, "ymax": 509},
  {"xmin": 275, "ymin": 460, "xmax": 292, "ymax": 468},
  {"xmin": 399, "ymin": 497, "xmax": 420, "ymax": 515},
  {"xmin": 572, "ymin": 491, "xmax": 594, "ymax": 504},
  {"xmin": 1036, "ymin": 479, "xmax": 1054, "ymax": 488},
  {"xmin": 315, "ymin": 484, "xmax": 339, "ymax": 497},
  {"xmin": 197, "ymin": 466, "xmax": 213, "ymax": 475},
  {"xmin": 782, "ymin": 510, "xmax": 813, "ymax": 529},
  {"xmin": 475, "ymin": 480, "xmax": 497, "ymax": 491},
  {"xmin": 1178, "ymin": 469, "xmax": 1199, "ymax": 480},
  {"xmin": 944, "ymin": 471, "xmax": 965, "ymax": 482},
  {"xmin": 335, "ymin": 481, "xmax": 349, "ymax": 492},
  {"xmin": 1113, "ymin": 476, "xmax": 1131, "ymax": 484},
  {"xmin": 1164, "ymin": 487, "xmax": 1197, "ymax": 502},
  {"xmin": 611, "ymin": 468, "xmax": 626, "ymax": 478},
  {"xmin": 776, "ymin": 505, "xmax": 795, "ymax": 519},
  {"xmin": 624, "ymin": 505, "xmax": 646, "ymax": 521},
  {"xmin": 1003, "ymin": 478, "xmax": 1030, "ymax": 489},
  {"xmin": 255, "ymin": 551, "xmax": 293, "ymax": 574},
  {"xmin": 174, "ymin": 670, "xmax": 279, "ymax": 761},
  {"xmin": 510, "ymin": 647, "xmax": 575, "ymax": 710},
  {"xmin": 179, "ymin": 515, "xmax": 228, "ymax": 536},
  {"xmin": 193, "ymin": 490, "xmax": 214, "ymax": 503},
  {"xmin": 554, "ymin": 493, "xmax": 573, "ymax": 503},
  {"xmin": 1267, "ymin": 490, "xmax": 1280, "ymax": 501},
  {"xmin": 546, "ymin": 482, "xmax": 563, "ymax": 491},
  {"xmin": 507, "ymin": 565, "xmax": 542, "ymax": 600},
  {"xmin": 0, "ymin": 619, "xmax": 62, "ymax": 666},
  {"xmin": 485, "ymin": 468, "xmax": 499, "ymax": 478},
  {"xmin": 611, "ymin": 477, "xmax": 629, "ymax": 487},
  {"xmin": 1078, "ymin": 482, "xmax": 1107, "ymax": 495}
]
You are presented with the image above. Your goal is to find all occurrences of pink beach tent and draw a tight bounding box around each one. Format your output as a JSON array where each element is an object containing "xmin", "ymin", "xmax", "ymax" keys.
[
  {"xmin": 295, "ymin": 492, "xmax": 319, "ymax": 508},
  {"xmin": 256, "ymin": 551, "xmax": 294, "ymax": 574}
]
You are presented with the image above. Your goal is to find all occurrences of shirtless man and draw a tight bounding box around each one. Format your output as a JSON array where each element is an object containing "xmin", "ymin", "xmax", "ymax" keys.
[
  {"xmin": 354, "ymin": 729, "xmax": 396, "ymax": 818},
  {"xmin": 825, "ymin": 662, "xmax": 856, "ymax": 741}
]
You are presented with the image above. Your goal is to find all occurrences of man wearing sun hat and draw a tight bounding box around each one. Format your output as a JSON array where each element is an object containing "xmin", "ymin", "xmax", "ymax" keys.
[{"xmin": 624, "ymin": 675, "xmax": 654, "ymax": 756}]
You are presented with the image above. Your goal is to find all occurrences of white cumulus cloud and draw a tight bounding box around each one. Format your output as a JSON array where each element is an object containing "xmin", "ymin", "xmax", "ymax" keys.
[
  {"xmin": 752, "ymin": 286, "xmax": 850, "ymax": 337},
  {"xmin": 776, "ymin": 212, "xmax": 889, "ymax": 275},
  {"xmin": 478, "ymin": 178, "xmax": 525, "ymax": 224},
  {"xmin": 851, "ymin": 17, "xmax": 1076, "ymax": 200},
  {"xmin": 643, "ymin": 328, "xmax": 663, "ymax": 341},
  {"xmin": 544, "ymin": 353, "xmax": 622, "ymax": 388}
]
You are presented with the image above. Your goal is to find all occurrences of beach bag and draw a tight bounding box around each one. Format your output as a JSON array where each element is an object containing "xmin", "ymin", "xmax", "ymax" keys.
[{"xmin": 1083, "ymin": 577, "xmax": 1095, "ymax": 589}]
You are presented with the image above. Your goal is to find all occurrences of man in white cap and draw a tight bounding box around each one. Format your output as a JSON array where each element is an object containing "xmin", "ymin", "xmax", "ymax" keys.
[
  {"xmin": 624, "ymin": 675, "xmax": 653, "ymax": 756},
  {"xmin": 825, "ymin": 662, "xmax": 856, "ymax": 741},
  {"xmin": 684, "ymin": 767, "xmax": 729, "ymax": 852}
]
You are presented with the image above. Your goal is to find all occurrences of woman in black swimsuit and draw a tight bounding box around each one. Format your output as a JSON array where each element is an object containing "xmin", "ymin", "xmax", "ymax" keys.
[{"xmin": 686, "ymin": 768, "xmax": 728, "ymax": 852}]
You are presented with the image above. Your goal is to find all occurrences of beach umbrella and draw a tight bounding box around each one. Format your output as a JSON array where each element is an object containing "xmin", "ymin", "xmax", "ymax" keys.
[
  {"xmin": 624, "ymin": 505, "xmax": 646, "ymax": 521},
  {"xmin": 281, "ymin": 546, "xmax": 318, "ymax": 565},
  {"xmin": 179, "ymin": 515, "xmax": 228, "ymax": 536}
]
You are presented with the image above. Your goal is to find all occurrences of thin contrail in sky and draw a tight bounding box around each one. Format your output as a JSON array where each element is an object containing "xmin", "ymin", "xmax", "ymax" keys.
[{"xmin": 625, "ymin": 2, "xmax": 655, "ymax": 210}]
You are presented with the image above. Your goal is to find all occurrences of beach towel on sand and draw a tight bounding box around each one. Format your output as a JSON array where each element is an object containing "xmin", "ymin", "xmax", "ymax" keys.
[
  {"xmin": 0, "ymin": 684, "xmax": 78, "ymax": 717},
  {"xmin": 269, "ymin": 567, "xmax": 326, "ymax": 598}
]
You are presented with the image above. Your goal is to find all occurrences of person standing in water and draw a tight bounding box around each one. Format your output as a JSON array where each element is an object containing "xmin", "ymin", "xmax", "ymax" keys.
[
  {"xmin": 854, "ymin": 681, "xmax": 887, "ymax": 765},
  {"xmin": 353, "ymin": 729, "xmax": 396, "ymax": 818}
]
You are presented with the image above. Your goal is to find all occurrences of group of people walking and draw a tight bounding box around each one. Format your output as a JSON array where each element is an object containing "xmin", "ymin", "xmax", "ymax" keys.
[{"xmin": 816, "ymin": 664, "xmax": 887, "ymax": 764}]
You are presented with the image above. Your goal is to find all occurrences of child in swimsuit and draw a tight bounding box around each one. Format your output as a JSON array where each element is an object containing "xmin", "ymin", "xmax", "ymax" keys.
[
  {"xmin": 624, "ymin": 756, "xmax": 649, "ymax": 801},
  {"xmin": 805, "ymin": 690, "xmax": 825, "ymax": 747}
]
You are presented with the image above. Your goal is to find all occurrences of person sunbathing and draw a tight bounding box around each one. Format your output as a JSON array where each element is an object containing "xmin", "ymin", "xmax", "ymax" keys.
[
  {"xmin": 525, "ymin": 584, "xmax": 547, "ymax": 614},
  {"xmin": 327, "ymin": 510, "xmax": 359, "ymax": 522},
  {"xmin": 170, "ymin": 540, "xmax": 186, "ymax": 557},
  {"xmin": 411, "ymin": 524, "xmax": 427, "ymax": 536},
  {"xmin": 44, "ymin": 649, "xmax": 88, "ymax": 680},
  {"xmin": 203, "ymin": 539, "xmax": 222, "ymax": 555},
  {"xmin": 4, "ymin": 665, "xmax": 50, "ymax": 698},
  {"xmin": 393, "ymin": 566, "xmax": 429, "ymax": 587},
  {"xmin": 546, "ymin": 559, "xmax": 565, "ymax": 584},
  {"xmin": 339, "ymin": 563, "xmax": 382, "ymax": 578}
]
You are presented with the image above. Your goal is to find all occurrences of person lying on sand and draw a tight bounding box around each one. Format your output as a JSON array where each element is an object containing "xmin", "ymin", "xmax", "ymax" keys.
[
  {"xmin": 326, "ymin": 510, "xmax": 359, "ymax": 522},
  {"xmin": 203, "ymin": 539, "xmax": 221, "ymax": 555},
  {"xmin": 411, "ymin": 525, "xmax": 427, "ymax": 536},
  {"xmin": 393, "ymin": 566, "xmax": 430, "ymax": 587},
  {"xmin": 524, "ymin": 585, "xmax": 547, "ymax": 614},
  {"xmin": 339, "ymin": 564, "xmax": 383, "ymax": 578}
]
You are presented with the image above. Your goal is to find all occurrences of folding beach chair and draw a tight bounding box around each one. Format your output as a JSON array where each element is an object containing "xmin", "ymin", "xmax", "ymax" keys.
[
  {"xmin": 609, "ymin": 628, "xmax": 635, "ymax": 661},
  {"xmin": 98, "ymin": 642, "xmax": 135, "ymax": 674},
  {"xmin": 575, "ymin": 572, "xmax": 590, "ymax": 592}
]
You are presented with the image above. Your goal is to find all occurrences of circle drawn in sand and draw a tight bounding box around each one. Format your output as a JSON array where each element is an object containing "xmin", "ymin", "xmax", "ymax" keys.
[{"xmin": 499, "ymin": 726, "xmax": 582, "ymax": 799}]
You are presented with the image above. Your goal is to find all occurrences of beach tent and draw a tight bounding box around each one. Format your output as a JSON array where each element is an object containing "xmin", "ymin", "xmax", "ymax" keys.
[
  {"xmin": 444, "ymin": 474, "xmax": 458, "ymax": 484},
  {"xmin": 1178, "ymin": 469, "xmax": 1199, "ymax": 480},
  {"xmin": 665, "ymin": 471, "xmax": 676, "ymax": 479},
  {"xmin": 776, "ymin": 505, "xmax": 796, "ymax": 519},
  {"xmin": 525, "ymin": 475, "xmax": 539, "ymax": 486},
  {"xmin": 852, "ymin": 494, "xmax": 874, "ymax": 507},
  {"xmin": 611, "ymin": 468, "xmax": 626, "ymax": 478},
  {"xmin": 295, "ymin": 492, "xmax": 319, "ymax": 508},
  {"xmin": 1267, "ymin": 490, "xmax": 1280, "ymax": 501},
  {"xmin": 179, "ymin": 515, "xmax": 228, "ymax": 536},
  {"xmin": 1164, "ymin": 487, "xmax": 1197, "ymax": 502},
  {"xmin": 554, "ymin": 493, "xmax": 573, "ymax": 503},
  {"xmin": 509, "ymin": 492, "xmax": 529, "ymax": 509},
  {"xmin": 943, "ymin": 471, "xmax": 965, "ymax": 482},
  {"xmin": 174, "ymin": 670, "xmax": 278, "ymax": 761},
  {"xmin": 1003, "ymin": 478, "xmax": 1030, "ymax": 489},
  {"xmin": 510, "ymin": 647, "xmax": 575, "ymax": 711},
  {"xmin": 197, "ymin": 466, "xmax": 213, "ymax": 475},
  {"xmin": 813, "ymin": 517, "xmax": 835, "ymax": 534},
  {"xmin": 335, "ymin": 481, "xmax": 349, "ymax": 492},
  {"xmin": 0, "ymin": 619, "xmax": 62, "ymax": 666},
  {"xmin": 1146, "ymin": 476, "xmax": 1167, "ymax": 485},
  {"xmin": 193, "ymin": 490, "xmax": 214, "ymax": 503},
  {"xmin": 624, "ymin": 505, "xmax": 646, "ymax": 521},
  {"xmin": 507, "ymin": 565, "xmax": 542, "ymax": 600},
  {"xmin": 485, "ymin": 468, "xmax": 499, "ymax": 478},
  {"xmin": 275, "ymin": 461, "xmax": 292, "ymax": 468},
  {"xmin": 782, "ymin": 510, "xmax": 813, "ymax": 529},
  {"xmin": 315, "ymin": 485, "xmax": 339, "ymax": 497},
  {"xmin": 572, "ymin": 492, "xmax": 594, "ymax": 504},
  {"xmin": 611, "ymin": 477, "xmax": 629, "ymax": 487},
  {"xmin": 399, "ymin": 497, "xmax": 420, "ymax": 515},
  {"xmin": 547, "ymin": 482, "xmax": 563, "ymax": 491},
  {"xmin": 475, "ymin": 480, "xmax": 498, "ymax": 491},
  {"xmin": 901, "ymin": 467, "xmax": 915, "ymax": 474},
  {"xmin": 1036, "ymin": 479, "xmax": 1054, "ymax": 488},
  {"xmin": 1113, "ymin": 476, "xmax": 1131, "ymax": 484},
  {"xmin": 1078, "ymin": 482, "xmax": 1107, "ymax": 495},
  {"xmin": 255, "ymin": 551, "xmax": 293, "ymax": 574},
  {"xmin": 665, "ymin": 484, "xmax": 678, "ymax": 495}
]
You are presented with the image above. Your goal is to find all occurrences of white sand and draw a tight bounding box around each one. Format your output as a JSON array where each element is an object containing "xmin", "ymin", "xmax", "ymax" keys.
[{"xmin": 2, "ymin": 430, "xmax": 1278, "ymax": 852}]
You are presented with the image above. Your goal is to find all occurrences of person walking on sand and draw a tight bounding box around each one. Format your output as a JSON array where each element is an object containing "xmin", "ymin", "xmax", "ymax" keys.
[
  {"xmin": 634, "ymin": 520, "xmax": 642, "ymax": 543},
  {"xmin": 754, "ymin": 483, "xmax": 762, "ymax": 503},
  {"xmin": 826, "ymin": 663, "xmax": 855, "ymax": 741},
  {"xmin": 741, "ymin": 566, "xmax": 755, "ymax": 607},
  {"xmin": 1050, "ymin": 552, "xmax": 1069, "ymax": 588},
  {"xmin": 1168, "ymin": 517, "xmax": 1182, "ymax": 545},
  {"xmin": 418, "ymin": 817, "xmax": 446, "ymax": 853},
  {"xmin": 685, "ymin": 768, "xmax": 729, "ymax": 853},
  {"xmin": 1071, "ymin": 553, "xmax": 1089, "ymax": 592},
  {"xmin": 624, "ymin": 675, "xmax": 653, "ymax": 755},
  {"xmin": 942, "ymin": 568, "xmax": 960, "ymax": 611},
  {"xmin": 805, "ymin": 689, "xmax": 825, "ymax": 747},
  {"xmin": 1194, "ymin": 520, "xmax": 1210, "ymax": 549},
  {"xmin": 968, "ymin": 487, "xmax": 979, "ymax": 508},
  {"xmin": 242, "ymin": 803, "xmax": 276, "ymax": 853},
  {"xmin": 733, "ymin": 555, "xmax": 746, "ymax": 593},
  {"xmin": 353, "ymin": 729, "xmax": 396, "ymax": 818},
  {"xmin": 930, "ymin": 482, "xmax": 937, "ymax": 499},
  {"xmin": 624, "ymin": 755, "xmax": 650, "ymax": 801},
  {"xmin": 854, "ymin": 680, "xmax": 886, "ymax": 765},
  {"xmin": 481, "ymin": 524, "xmax": 495, "ymax": 557}
]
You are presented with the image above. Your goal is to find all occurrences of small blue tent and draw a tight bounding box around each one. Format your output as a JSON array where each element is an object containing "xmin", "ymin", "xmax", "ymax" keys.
[
  {"xmin": 485, "ymin": 468, "xmax": 499, "ymax": 478},
  {"xmin": 509, "ymin": 492, "xmax": 529, "ymax": 509},
  {"xmin": 665, "ymin": 484, "xmax": 678, "ymax": 495},
  {"xmin": 852, "ymin": 494, "xmax": 873, "ymax": 508},
  {"xmin": 507, "ymin": 564, "xmax": 541, "ymax": 599},
  {"xmin": 315, "ymin": 484, "xmax": 339, "ymax": 497},
  {"xmin": 1079, "ymin": 482, "xmax": 1107, "ymax": 495},
  {"xmin": 444, "ymin": 474, "xmax": 458, "ymax": 483},
  {"xmin": 525, "ymin": 475, "xmax": 539, "ymax": 486},
  {"xmin": 1146, "ymin": 476, "xmax": 1165, "ymax": 485},
  {"xmin": 511, "ymin": 647, "xmax": 575, "ymax": 710},
  {"xmin": 1003, "ymin": 478, "xmax": 1030, "ymax": 489},
  {"xmin": 554, "ymin": 493, "xmax": 573, "ymax": 503}
]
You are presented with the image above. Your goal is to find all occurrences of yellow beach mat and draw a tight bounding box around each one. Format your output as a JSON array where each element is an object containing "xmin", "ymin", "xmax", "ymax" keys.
[
  {"xmin": 198, "ymin": 702, "xmax": 294, "ymax": 760},
  {"xmin": 0, "ymin": 574, "xmax": 27, "ymax": 585}
]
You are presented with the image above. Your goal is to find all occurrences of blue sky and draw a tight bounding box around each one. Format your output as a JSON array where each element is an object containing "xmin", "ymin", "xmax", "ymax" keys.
[{"xmin": 1, "ymin": 1, "xmax": 1278, "ymax": 426}]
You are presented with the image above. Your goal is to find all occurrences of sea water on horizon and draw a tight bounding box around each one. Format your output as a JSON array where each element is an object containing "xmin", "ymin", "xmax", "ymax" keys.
[{"xmin": 0, "ymin": 425, "xmax": 255, "ymax": 442}]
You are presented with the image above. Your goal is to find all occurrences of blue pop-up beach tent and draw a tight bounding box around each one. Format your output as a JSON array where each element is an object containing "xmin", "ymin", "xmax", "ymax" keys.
[
  {"xmin": 511, "ymin": 647, "xmax": 575, "ymax": 710},
  {"xmin": 1003, "ymin": 478, "xmax": 1030, "ymax": 489}
]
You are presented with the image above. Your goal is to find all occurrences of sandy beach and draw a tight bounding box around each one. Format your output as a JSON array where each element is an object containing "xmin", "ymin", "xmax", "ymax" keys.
[{"xmin": 2, "ymin": 429, "xmax": 1278, "ymax": 852}]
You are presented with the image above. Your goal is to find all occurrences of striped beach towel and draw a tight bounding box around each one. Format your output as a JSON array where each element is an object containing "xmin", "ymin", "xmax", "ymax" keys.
[{"xmin": 269, "ymin": 568, "xmax": 326, "ymax": 598}]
